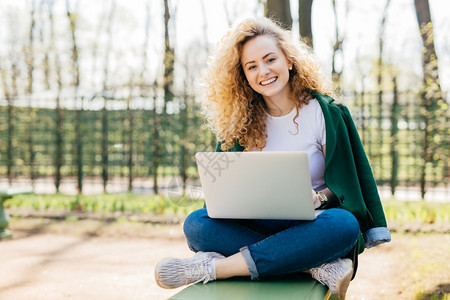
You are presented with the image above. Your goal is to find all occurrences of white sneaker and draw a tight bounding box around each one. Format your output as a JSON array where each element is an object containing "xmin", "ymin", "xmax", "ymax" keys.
[
  {"xmin": 310, "ymin": 258, "xmax": 353, "ymax": 299},
  {"xmin": 155, "ymin": 252, "xmax": 225, "ymax": 289}
]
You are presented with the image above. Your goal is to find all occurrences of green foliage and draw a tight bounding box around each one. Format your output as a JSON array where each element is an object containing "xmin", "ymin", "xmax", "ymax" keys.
[
  {"xmin": 0, "ymin": 105, "xmax": 215, "ymax": 178},
  {"xmin": 5, "ymin": 193, "xmax": 204, "ymax": 215},
  {"xmin": 0, "ymin": 90, "xmax": 447, "ymax": 200},
  {"xmin": 383, "ymin": 200, "xmax": 450, "ymax": 225},
  {"xmin": 7, "ymin": 193, "xmax": 449, "ymax": 228}
]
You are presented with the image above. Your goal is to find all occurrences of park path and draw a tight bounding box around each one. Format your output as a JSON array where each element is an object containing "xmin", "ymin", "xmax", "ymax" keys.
[
  {"xmin": 1, "ymin": 225, "xmax": 448, "ymax": 299},
  {"xmin": 0, "ymin": 233, "xmax": 191, "ymax": 300}
]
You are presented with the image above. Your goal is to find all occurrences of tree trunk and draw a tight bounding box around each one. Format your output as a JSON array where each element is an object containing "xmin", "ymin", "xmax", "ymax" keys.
[
  {"xmin": 6, "ymin": 101, "xmax": 14, "ymax": 186},
  {"xmin": 198, "ymin": 0, "xmax": 216, "ymax": 150},
  {"xmin": 66, "ymin": 0, "xmax": 83, "ymax": 193},
  {"xmin": 127, "ymin": 80, "xmax": 134, "ymax": 192},
  {"xmin": 140, "ymin": 1, "xmax": 152, "ymax": 191},
  {"xmin": 39, "ymin": 3, "xmax": 50, "ymax": 91},
  {"xmin": 414, "ymin": 0, "xmax": 441, "ymax": 92},
  {"xmin": 139, "ymin": 1, "xmax": 151, "ymax": 89},
  {"xmin": 27, "ymin": 0, "xmax": 37, "ymax": 187},
  {"xmin": 152, "ymin": 0, "xmax": 176, "ymax": 194},
  {"xmin": 390, "ymin": 77, "xmax": 399, "ymax": 196},
  {"xmin": 376, "ymin": 0, "xmax": 391, "ymax": 188},
  {"xmin": 265, "ymin": 0, "xmax": 293, "ymax": 29},
  {"xmin": 330, "ymin": 0, "xmax": 350, "ymax": 91},
  {"xmin": 55, "ymin": 100, "xmax": 63, "ymax": 193},
  {"xmin": 152, "ymin": 93, "xmax": 161, "ymax": 195},
  {"xmin": 180, "ymin": 92, "xmax": 189, "ymax": 194},
  {"xmin": 66, "ymin": 0, "xmax": 82, "ymax": 193},
  {"xmin": 414, "ymin": 0, "xmax": 442, "ymax": 199},
  {"xmin": 298, "ymin": 0, "xmax": 313, "ymax": 48},
  {"xmin": 101, "ymin": 0, "xmax": 116, "ymax": 193},
  {"xmin": 163, "ymin": 0, "xmax": 175, "ymax": 109},
  {"xmin": 50, "ymin": 0, "xmax": 64, "ymax": 193},
  {"xmin": 179, "ymin": 53, "xmax": 192, "ymax": 194},
  {"xmin": 1, "ymin": 60, "xmax": 17, "ymax": 185}
]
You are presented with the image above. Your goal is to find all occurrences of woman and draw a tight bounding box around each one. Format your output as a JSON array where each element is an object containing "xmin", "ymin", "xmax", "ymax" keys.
[{"xmin": 155, "ymin": 17, "xmax": 390, "ymax": 299}]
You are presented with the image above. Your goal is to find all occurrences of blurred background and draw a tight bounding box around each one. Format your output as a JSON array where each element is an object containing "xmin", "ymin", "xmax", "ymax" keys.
[
  {"xmin": 0, "ymin": 0, "xmax": 448, "ymax": 201},
  {"xmin": 0, "ymin": 1, "xmax": 449, "ymax": 299}
]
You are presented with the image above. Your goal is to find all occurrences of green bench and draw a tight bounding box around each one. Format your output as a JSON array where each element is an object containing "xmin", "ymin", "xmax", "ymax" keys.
[
  {"xmin": 0, "ymin": 187, "xmax": 33, "ymax": 239},
  {"xmin": 169, "ymin": 274, "xmax": 339, "ymax": 300}
]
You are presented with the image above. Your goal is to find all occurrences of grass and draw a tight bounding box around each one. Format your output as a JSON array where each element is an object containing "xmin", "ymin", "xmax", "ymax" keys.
[
  {"xmin": 5, "ymin": 193, "xmax": 449, "ymax": 228},
  {"xmin": 382, "ymin": 200, "xmax": 450, "ymax": 226},
  {"xmin": 5, "ymin": 193, "xmax": 204, "ymax": 216}
]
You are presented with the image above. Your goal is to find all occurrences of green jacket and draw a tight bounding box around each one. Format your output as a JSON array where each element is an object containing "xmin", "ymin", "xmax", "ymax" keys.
[{"xmin": 216, "ymin": 92, "xmax": 390, "ymax": 254}]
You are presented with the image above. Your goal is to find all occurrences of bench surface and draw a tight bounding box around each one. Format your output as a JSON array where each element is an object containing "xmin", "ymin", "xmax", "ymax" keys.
[{"xmin": 169, "ymin": 274, "xmax": 335, "ymax": 300}]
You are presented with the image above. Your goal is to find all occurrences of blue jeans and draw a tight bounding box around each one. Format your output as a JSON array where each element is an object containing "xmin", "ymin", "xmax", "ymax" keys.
[{"xmin": 183, "ymin": 208, "xmax": 359, "ymax": 280}]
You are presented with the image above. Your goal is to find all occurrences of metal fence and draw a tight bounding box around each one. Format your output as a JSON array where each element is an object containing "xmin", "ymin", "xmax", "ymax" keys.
[{"xmin": 0, "ymin": 90, "xmax": 448, "ymax": 200}]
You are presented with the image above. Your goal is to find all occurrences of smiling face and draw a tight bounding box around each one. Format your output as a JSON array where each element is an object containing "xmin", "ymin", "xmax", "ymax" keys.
[{"xmin": 241, "ymin": 35, "xmax": 293, "ymax": 104}]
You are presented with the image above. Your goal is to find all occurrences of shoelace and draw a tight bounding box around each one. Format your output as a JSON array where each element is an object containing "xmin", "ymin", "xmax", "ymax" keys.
[
  {"xmin": 184, "ymin": 256, "xmax": 214, "ymax": 285},
  {"xmin": 312, "ymin": 267, "xmax": 330, "ymax": 285},
  {"xmin": 312, "ymin": 259, "xmax": 352, "ymax": 291},
  {"xmin": 312, "ymin": 262, "xmax": 339, "ymax": 286}
]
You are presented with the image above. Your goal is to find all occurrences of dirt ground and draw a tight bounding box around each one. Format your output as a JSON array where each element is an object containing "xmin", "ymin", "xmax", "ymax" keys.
[{"xmin": 1, "ymin": 217, "xmax": 449, "ymax": 300}]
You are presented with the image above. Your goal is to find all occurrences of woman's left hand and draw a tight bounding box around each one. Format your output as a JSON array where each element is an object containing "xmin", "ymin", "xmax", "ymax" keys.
[{"xmin": 312, "ymin": 190, "xmax": 321, "ymax": 209}]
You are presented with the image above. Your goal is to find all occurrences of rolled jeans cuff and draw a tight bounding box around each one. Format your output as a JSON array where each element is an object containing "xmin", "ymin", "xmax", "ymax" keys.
[
  {"xmin": 364, "ymin": 227, "xmax": 391, "ymax": 248},
  {"xmin": 240, "ymin": 246, "xmax": 259, "ymax": 280}
]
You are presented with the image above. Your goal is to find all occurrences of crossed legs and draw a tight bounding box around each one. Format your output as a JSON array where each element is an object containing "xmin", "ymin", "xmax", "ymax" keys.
[{"xmin": 183, "ymin": 208, "xmax": 359, "ymax": 280}]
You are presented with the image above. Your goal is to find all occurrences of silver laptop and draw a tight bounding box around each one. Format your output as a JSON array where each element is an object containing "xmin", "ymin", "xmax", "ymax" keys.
[{"xmin": 195, "ymin": 151, "xmax": 317, "ymax": 220}]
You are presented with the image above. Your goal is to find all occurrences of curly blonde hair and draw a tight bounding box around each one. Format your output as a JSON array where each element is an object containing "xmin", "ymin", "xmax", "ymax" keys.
[{"xmin": 203, "ymin": 17, "xmax": 334, "ymax": 151}]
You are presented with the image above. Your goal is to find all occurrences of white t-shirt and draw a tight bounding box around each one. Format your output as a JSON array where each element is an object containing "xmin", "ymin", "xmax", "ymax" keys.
[{"xmin": 262, "ymin": 99, "xmax": 327, "ymax": 191}]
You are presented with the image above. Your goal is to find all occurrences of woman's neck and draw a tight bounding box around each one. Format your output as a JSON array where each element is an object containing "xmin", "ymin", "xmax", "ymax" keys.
[{"xmin": 264, "ymin": 96, "xmax": 295, "ymax": 117}]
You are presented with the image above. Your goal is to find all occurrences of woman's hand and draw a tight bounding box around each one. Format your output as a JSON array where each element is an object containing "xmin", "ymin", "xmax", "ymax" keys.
[{"xmin": 312, "ymin": 190, "xmax": 321, "ymax": 209}]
